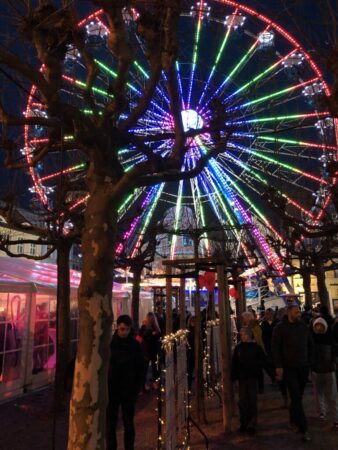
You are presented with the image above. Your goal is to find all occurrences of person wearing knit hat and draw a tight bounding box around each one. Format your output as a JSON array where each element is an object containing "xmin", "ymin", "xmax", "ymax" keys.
[{"xmin": 311, "ymin": 317, "xmax": 338, "ymax": 431}]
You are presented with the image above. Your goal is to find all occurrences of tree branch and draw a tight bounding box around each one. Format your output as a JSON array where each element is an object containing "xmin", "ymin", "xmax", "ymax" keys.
[{"xmin": 0, "ymin": 48, "xmax": 53, "ymax": 103}]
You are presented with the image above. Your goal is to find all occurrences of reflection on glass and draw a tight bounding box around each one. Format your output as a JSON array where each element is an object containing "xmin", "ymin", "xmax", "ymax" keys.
[
  {"xmin": 32, "ymin": 296, "xmax": 56, "ymax": 374},
  {"xmin": 0, "ymin": 293, "xmax": 27, "ymax": 383}
]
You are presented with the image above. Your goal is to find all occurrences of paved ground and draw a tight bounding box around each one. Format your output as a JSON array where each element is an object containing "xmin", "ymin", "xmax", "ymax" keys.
[{"xmin": 0, "ymin": 380, "xmax": 337, "ymax": 449}]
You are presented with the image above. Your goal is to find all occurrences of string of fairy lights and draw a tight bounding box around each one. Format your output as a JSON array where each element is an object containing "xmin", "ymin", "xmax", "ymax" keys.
[{"xmin": 23, "ymin": 0, "xmax": 337, "ymax": 278}]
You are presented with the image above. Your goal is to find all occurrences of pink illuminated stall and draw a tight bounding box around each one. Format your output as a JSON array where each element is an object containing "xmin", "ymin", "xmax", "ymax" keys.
[{"xmin": 0, "ymin": 257, "xmax": 152, "ymax": 402}]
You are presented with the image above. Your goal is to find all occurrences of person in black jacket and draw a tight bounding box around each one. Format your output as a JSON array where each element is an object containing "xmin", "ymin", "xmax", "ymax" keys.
[
  {"xmin": 232, "ymin": 326, "xmax": 266, "ymax": 435},
  {"xmin": 272, "ymin": 305, "xmax": 313, "ymax": 442},
  {"xmin": 107, "ymin": 315, "xmax": 144, "ymax": 450},
  {"xmin": 311, "ymin": 317, "xmax": 338, "ymax": 429}
]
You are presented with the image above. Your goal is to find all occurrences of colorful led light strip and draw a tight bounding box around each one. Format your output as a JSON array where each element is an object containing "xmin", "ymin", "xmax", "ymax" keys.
[
  {"xmin": 62, "ymin": 74, "xmax": 114, "ymax": 98},
  {"xmin": 94, "ymin": 59, "xmax": 168, "ymax": 116},
  {"xmin": 131, "ymin": 183, "xmax": 165, "ymax": 258},
  {"xmin": 227, "ymin": 77, "xmax": 319, "ymax": 112},
  {"xmin": 170, "ymin": 179, "xmax": 184, "ymax": 259},
  {"xmin": 116, "ymin": 186, "xmax": 159, "ymax": 256},
  {"xmin": 187, "ymin": 0, "xmax": 204, "ymax": 108},
  {"xmin": 176, "ymin": 61, "xmax": 186, "ymax": 110},
  {"xmin": 220, "ymin": 150, "xmax": 316, "ymax": 221},
  {"xmin": 228, "ymin": 141, "xmax": 329, "ymax": 185},
  {"xmin": 24, "ymin": 85, "xmax": 48, "ymax": 207},
  {"xmin": 133, "ymin": 61, "xmax": 170, "ymax": 106},
  {"xmin": 195, "ymin": 136, "xmax": 284, "ymax": 272},
  {"xmin": 39, "ymin": 163, "xmax": 86, "ymax": 182},
  {"xmin": 198, "ymin": 7, "xmax": 239, "ymax": 106},
  {"xmin": 252, "ymin": 135, "xmax": 337, "ymax": 151},
  {"xmin": 230, "ymin": 111, "xmax": 330, "ymax": 125},
  {"xmin": 204, "ymin": 24, "xmax": 271, "ymax": 109},
  {"xmin": 225, "ymin": 49, "xmax": 296, "ymax": 102}
]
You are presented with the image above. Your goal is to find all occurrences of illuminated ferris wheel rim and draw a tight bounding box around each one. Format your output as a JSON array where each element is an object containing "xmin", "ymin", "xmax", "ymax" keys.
[
  {"xmin": 24, "ymin": 1, "xmax": 337, "ymax": 200},
  {"xmin": 23, "ymin": 1, "xmax": 337, "ymax": 272}
]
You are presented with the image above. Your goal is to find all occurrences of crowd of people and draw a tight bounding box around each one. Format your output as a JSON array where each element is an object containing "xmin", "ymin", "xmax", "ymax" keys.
[
  {"xmin": 106, "ymin": 302, "xmax": 338, "ymax": 449},
  {"xmin": 232, "ymin": 304, "xmax": 338, "ymax": 442}
]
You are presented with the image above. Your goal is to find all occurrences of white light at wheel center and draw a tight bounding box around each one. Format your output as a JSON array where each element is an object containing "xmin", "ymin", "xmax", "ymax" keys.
[{"xmin": 181, "ymin": 109, "xmax": 204, "ymax": 132}]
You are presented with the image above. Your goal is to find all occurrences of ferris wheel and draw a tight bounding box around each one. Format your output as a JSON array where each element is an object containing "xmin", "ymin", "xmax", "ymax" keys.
[{"xmin": 23, "ymin": 0, "xmax": 337, "ymax": 275}]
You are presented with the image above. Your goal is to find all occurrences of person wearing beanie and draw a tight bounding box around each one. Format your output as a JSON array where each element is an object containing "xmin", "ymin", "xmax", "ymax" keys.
[
  {"xmin": 107, "ymin": 315, "xmax": 144, "ymax": 450},
  {"xmin": 232, "ymin": 326, "xmax": 266, "ymax": 435},
  {"xmin": 311, "ymin": 317, "xmax": 338, "ymax": 431}
]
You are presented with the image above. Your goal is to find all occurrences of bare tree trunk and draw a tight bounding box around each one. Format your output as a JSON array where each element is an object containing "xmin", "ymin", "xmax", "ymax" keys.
[
  {"xmin": 68, "ymin": 191, "xmax": 116, "ymax": 450},
  {"xmin": 54, "ymin": 239, "xmax": 71, "ymax": 412},
  {"xmin": 314, "ymin": 257, "xmax": 330, "ymax": 309},
  {"xmin": 217, "ymin": 264, "xmax": 232, "ymax": 432},
  {"xmin": 131, "ymin": 266, "xmax": 142, "ymax": 329},
  {"xmin": 301, "ymin": 268, "xmax": 312, "ymax": 309}
]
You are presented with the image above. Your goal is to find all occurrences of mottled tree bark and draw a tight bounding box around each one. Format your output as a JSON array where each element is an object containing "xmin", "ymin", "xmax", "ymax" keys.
[{"xmin": 68, "ymin": 187, "xmax": 116, "ymax": 450}]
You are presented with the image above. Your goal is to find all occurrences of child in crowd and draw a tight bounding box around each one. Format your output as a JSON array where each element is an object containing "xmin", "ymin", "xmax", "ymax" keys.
[
  {"xmin": 232, "ymin": 326, "xmax": 266, "ymax": 435},
  {"xmin": 311, "ymin": 317, "xmax": 338, "ymax": 430}
]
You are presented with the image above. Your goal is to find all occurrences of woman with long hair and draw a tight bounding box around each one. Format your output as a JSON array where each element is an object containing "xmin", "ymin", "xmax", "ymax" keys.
[{"xmin": 139, "ymin": 312, "xmax": 161, "ymax": 390}]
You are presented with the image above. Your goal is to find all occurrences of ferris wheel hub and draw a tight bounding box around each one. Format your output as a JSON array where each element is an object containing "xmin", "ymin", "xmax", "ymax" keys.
[{"xmin": 181, "ymin": 109, "xmax": 204, "ymax": 132}]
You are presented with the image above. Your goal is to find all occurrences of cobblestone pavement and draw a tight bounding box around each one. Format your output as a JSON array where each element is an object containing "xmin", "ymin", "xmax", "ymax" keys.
[{"xmin": 0, "ymin": 381, "xmax": 337, "ymax": 449}]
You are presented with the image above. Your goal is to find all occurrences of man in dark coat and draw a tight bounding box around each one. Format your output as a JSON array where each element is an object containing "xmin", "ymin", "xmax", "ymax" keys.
[
  {"xmin": 107, "ymin": 315, "xmax": 144, "ymax": 450},
  {"xmin": 272, "ymin": 305, "xmax": 313, "ymax": 442}
]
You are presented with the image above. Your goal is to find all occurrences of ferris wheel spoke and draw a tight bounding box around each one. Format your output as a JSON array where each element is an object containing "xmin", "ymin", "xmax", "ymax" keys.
[
  {"xmin": 215, "ymin": 160, "xmax": 284, "ymax": 239},
  {"xmin": 116, "ymin": 185, "xmax": 162, "ymax": 256},
  {"xmin": 133, "ymin": 61, "xmax": 171, "ymax": 107},
  {"xmin": 175, "ymin": 62, "xmax": 186, "ymax": 110},
  {"xmin": 197, "ymin": 7, "xmax": 239, "ymax": 106},
  {"xmin": 94, "ymin": 59, "xmax": 168, "ymax": 116},
  {"xmin": 207, "ymin": 164, "xmax": 283, "ymax": 271},
  {"xmin": 39, "ymin": 163, "xmax": 86, "ymax": 183},
  {"xmin": 247, "ymin": 134, "xmax": 337, "ymax": 152},
  {"xmin": 118, "ymin": 188, "xmax": 145, "ymax": 220},
  {"xmin": 228, "ymin": 141, "xmax": 329, "ymax": 186},
  {"xmin": 169, "ymin": 180, "xmax": 184, "ymax": 258},
  {"xmin": 187, "ymin": 0, "xmax": 206, "ymax": 108},
  {"xmin": 230, "ymin": 111, "xmax": 331, "ymax": 127},
  {"xmin": 224, "ymin": 49, "xmax": 298, "ymax": 103},
  {"xmin": 203, "ymin": 24, "xmax": 272, "ymax": 110},
  {"xmin": 208, "ymin": 162, "xmax": 284, "ymax": 272},
  {"xmin": 189, "ymin": 172, "xmax": 211, "ymax": 253},
  {"xmin": 130, "ymin": 183, "xmax": 166, "ymax": 258},
  {"xmin": 62, "ymin": 74, "xmax": 114, "ymax": 100},
  {"xmin": 220, "ymin": 151, "xmax": 316, "ymax": 220},
  {"xmin": 227, "ymin": 77, "xmax": 319, "ymax": 113}
]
